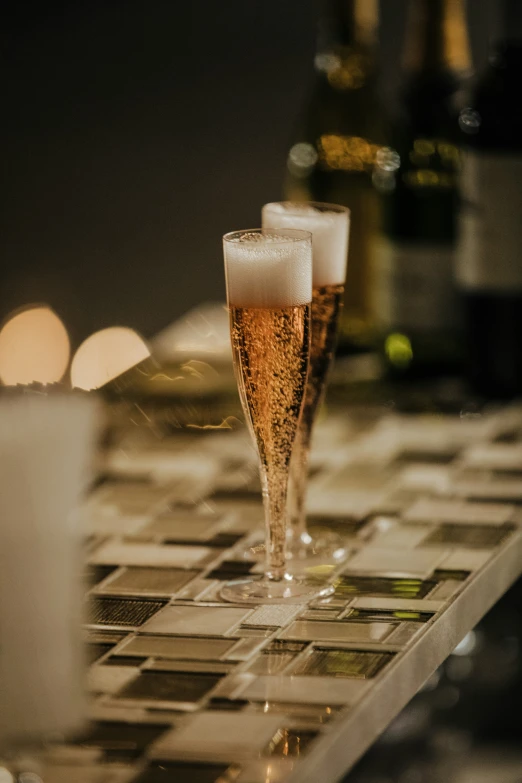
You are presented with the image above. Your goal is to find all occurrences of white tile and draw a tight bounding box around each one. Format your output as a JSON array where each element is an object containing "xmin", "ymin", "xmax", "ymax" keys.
[
  {"xmin": 141, "ymin": 604, "xmax": 252, "ymax": 636},
  {"xmin": 404, "ymin": 498, "xmax": 515, "ymax": 525},
  {"xmin": 149, "ymin": 712, "xmax": 282, "ymax": 761},
  {"xmin": 240, "ymin": 675, "xmax": 369, "ymax": 706},
  {"xmin": 90, "ymin": 541, "xmax": 212, "ymax": 568},
  {"xmin": 345, "ymin": 547, "xmax": 447, "ymax": 579}
]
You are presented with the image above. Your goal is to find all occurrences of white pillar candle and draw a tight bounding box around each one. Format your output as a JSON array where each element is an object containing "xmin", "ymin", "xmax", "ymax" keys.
[{"xmin": 0, "ymin": 394, "xmax": 96, "ymax": 750}]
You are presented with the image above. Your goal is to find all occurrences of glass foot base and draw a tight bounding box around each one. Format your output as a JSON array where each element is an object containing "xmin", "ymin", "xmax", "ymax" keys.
[
  {"xmin": 287, "ymin": 530, "xmax": 348, "ymax": 568},
  {"xmin": 243, "ymin": 529, "xmax": 348, "ymax": 569},
  {"xmin": 220, "ymin": 574, "xmax": 334, "ymax": 604}
]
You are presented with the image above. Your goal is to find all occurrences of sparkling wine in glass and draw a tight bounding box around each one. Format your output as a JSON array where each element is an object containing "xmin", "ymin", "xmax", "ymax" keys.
[
  {"xmin": 221, "ymin": 228, "xmax": 334, "ymax": 604},
  {"xmin": 262, "ymin": 202, "xmax": 350, "ymax": 565}
]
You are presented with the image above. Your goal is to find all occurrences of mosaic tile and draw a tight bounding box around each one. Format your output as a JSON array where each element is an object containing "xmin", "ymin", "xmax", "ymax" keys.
[
  {"xmin": 351, "ymin": 596, "xmax": 444, "ymax": 613},
  {"xmin": 439, "ymin": 549, "xmax": 492, "ymax": 571},
  {"xmin": 291, "ymin": 648, "xmax": 394, "ymax": 679},
  {"xmin": 91, "ymin": 541, "xmax": 213, "ymax": 569},
  {"xmin": 241, "ymin": 604, "xmax": 304, "ymax": 628},
  {"xmin": 149, "ymin": 712, "xmax": 283, "ymax": 762},
  {"xmin": 117, "ymin": 670, "xmax": 223, "ymax": 706},
  {"xmin": 99, "ymin": 567, "xmax": 199, "ymax": 597},
  {"xmin": 142, "ymin": 605, "xmax": 252, "ymax": 636},
  {"xmin": 89, "ymin": 666, "xmax": 141, "ymax": 695},
  {"xmin": 119, "ymin": 635, "xmax": 235, "ymax": 661},
  {"xmin": 387, "ymin": 623, "xmax": 425, "ymax": 646},
  {"xmin": 79, "ymin": 720, "xmax": 170, "ymax": 761},
  {"xmin": 225, "ymin": 637, "xmax": 269, "ymax": 661},
  {"xmin": 280, "ymin": 620, "xmax": 395, "ymax": 644},
  {"xmin": 138, "ymin": 515, "xmax": 223, "ymax": 542},
  {"xmin": 344, "ymin": 547, "xmax": 447, "ymax": 580},
  {"xmin": 63, "ymin": 394, "xmax": 522, "ymax": 782},
  {"xmin": 404, "ymin": 498, "xmax": 516, "ymax": 525},
  {"xmin": 346, "ymin": 608, "xmax": 434, "ymax": 623},
  {"xmin": 248, "ymin": 701, "xmax": 339, "ymax": 724},
  {"xmin": 144, "ymin": 660, "xmax": 234, "ymax": 675},
  {"xmin": 87, "ymin": 564, "xmax": 119, "ymax": 587},
  {"xmin": 240, "ymin": 675, "xmax": 369, "ymax": 706},
  {"xmin": 89, "ymin": 597, "xmax": 167, "ymax": 628},
  {"xmin": 423, "ymin": 523, "xmax": 515, "ymax": 549},
  {"xmin": 333, "ymin": 575, "xmax": 437, "ymax": 600},
  {"xmin": 246, "ymin": 651, "xmax": 296, "ymax": 675}
]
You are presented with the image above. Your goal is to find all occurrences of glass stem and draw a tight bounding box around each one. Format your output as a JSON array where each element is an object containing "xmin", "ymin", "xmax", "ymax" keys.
[
  {"xmin": 288, "ymin": 427, "xmax": 311, "ymax": 544},
  {"xmin": 260, "ymin": 462, "xmax": 289, "ymax": 582}
]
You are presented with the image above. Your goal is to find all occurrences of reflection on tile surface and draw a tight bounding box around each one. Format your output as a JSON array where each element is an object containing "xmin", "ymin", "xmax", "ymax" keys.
[
  {"xmin": 100, "ymin": 567, "xmax": 199, "ymax": 596},
  {"xmin": 267, "ymin": 728, "xmax": 318, "ymax": 757},
  {"xmin": 241, "ymin": 675, "xmax": 369, "ymax": 706},
  {"xmin": 89, "ymin": 597, "xmax": 167, "ymax": 628},
  {"xmin": 280, "ymin": 620, "xmax": 395, "ymax": 643},
  {"xmin": 117, "ymin": 671, "xmax": 222, "ymax": 704},
  {"xmin": 142, "ymin": 605, "xmax": 252, "ymax": 636},
  {"xmin": 333, "ymin": 576, "xmax": 437, "ymax": 600},
  {"xmin": 120, "ymin": 635, "xmax": 235, "ymax": 661},
  {"xmin": 291, "ymin": 648, "xmax": 394, "ymax": 679}
]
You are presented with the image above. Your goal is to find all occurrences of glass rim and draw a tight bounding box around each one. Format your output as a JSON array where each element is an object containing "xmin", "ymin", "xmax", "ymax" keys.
[
  {"xmin": 223, "ymin": 227, "xmax": 313, "ymax": 246},
  {"xmin": 262, "ymin": 200, "xmax": 350, "ymax": 216}
]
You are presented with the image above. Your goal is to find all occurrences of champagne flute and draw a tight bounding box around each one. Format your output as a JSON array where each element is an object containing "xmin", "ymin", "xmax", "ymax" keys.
[
  {"xmin": 221, "ymin": 228, "xmax": 334, "ymax": 604},
  {"xmin": 262, "ymin": 202, "xmax": 350, "ymax": 565}
]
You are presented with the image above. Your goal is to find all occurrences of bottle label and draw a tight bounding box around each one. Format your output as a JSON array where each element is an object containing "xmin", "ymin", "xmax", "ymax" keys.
[
  {"xmin": 374, "ymin": 238, "xmax": 456, "ymax": 331},
  {"xmin": 457, "ymin": 151, "xmax": 522, "ymax": 292}
]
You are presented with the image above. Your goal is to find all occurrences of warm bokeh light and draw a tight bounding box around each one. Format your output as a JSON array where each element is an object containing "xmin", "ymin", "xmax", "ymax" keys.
[
  {"xmin": 70, "ymin": 326, "xmax": 150, "ymax": 390},
  {"xmin": 0, "ymin": 306, "xmax": 70, "ymax": 386}
]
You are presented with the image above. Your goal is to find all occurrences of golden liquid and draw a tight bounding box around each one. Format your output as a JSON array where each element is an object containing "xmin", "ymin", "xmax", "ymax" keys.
[
  {"xmin": 230, "ymin": 304, "xmax": 310, "ymax": 574},
  {"xmin": 301, "ymin": 283, "xmax": 344, "ymax": 442}
]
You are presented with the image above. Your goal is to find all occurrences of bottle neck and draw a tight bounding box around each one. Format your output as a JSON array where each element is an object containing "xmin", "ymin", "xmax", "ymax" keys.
[
  {"xmin": 318, "ymin": 0, "xmax": 378, "ymax": 53},
  {"xmin": 403, "ymin": 0, "xmax": 471, "ymax": 77}
]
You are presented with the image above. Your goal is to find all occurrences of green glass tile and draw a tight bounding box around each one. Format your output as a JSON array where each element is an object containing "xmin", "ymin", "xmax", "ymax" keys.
[{"xmin": 291, "ymin": 648, "xmax": 394, "ymax": 679}]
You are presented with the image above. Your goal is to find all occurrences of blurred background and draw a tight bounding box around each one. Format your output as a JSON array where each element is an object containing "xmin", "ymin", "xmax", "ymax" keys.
[{"xmin": 1, "ymin": 0, "xmax": 501, "ymax": 347}]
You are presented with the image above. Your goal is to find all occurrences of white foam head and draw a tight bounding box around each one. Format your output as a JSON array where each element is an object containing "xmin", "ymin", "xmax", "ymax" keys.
[
  {"xmin": 223, "ymin": 229, "xmax": 312, "ymax": 308},
  {"xmin": 262, "ymin": 202, "xmax": 350, "ymax": 288}
]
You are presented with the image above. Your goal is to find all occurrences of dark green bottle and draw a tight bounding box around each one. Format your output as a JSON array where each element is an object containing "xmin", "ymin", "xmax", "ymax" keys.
[
  {"xmin": 374, "ymin": 0, "xmax": 471, "ymax": 380},
  {"xmin": 457, "ymin": 0, "xmax": 522, "ymax": 399},
  {"xmin": 284, "ymin": 0, "xmax": 383, "ymax": 354}
]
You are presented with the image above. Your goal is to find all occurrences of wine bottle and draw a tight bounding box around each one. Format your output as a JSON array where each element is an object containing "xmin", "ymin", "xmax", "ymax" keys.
[
  {"xmin": 457, "ymin": 0, "xmax": 522, "ymax": 399},
  {"xmin": 374, "ymin": 0, "xmax": 471, "ymax": 380},
  {"xmin": 284, "ymin": 0, "xmax": 383, "ymax": 354}
]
